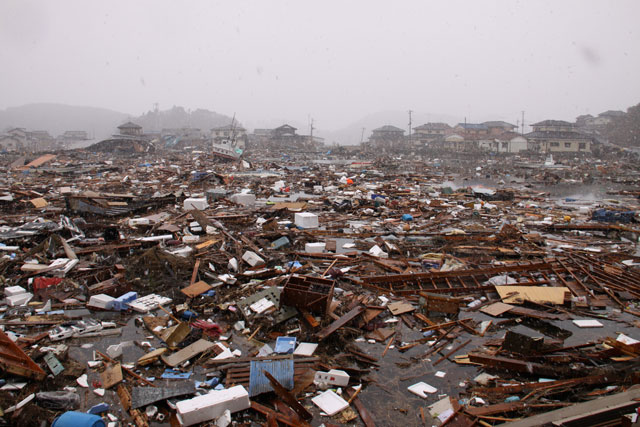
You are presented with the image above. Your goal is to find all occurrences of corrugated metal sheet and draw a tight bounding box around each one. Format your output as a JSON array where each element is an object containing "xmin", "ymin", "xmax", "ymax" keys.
[{"xmin": 249, "ymin": 359, "xmax": 294, "ymax": 397}]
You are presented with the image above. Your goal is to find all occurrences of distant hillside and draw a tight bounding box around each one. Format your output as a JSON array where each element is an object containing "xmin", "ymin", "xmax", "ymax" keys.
[
  {"xmin": 0, "ymin": 103, "xmax": 128, "ymax": 140},
  {"xmin": 135, "ymin": 106, "xmax": 235, "ymax": 132},
  {"xmin": 0, "ymin": 103, "xmax": 237, "ymax": 141}
]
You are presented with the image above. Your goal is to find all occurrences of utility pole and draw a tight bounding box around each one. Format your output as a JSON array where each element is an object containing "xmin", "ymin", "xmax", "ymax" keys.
[
  {"xmin": 408, "ymin": 110, "xmax": 413, "ymax": 146},
  {"xmin": 521, "ymin": 110, "xmax": 525, "ymax": 135}
]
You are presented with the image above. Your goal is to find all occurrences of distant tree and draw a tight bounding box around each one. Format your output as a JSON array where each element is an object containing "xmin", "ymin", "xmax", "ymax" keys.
[{"xmin": 605, "ymin": 103, "xmax": 640, "ymax": 147}]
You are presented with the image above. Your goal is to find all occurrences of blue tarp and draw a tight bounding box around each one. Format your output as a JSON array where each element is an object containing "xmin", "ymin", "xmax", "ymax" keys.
[{"xmin": 591, "ymin": 208, "xmax": 635, "ymax": 224}]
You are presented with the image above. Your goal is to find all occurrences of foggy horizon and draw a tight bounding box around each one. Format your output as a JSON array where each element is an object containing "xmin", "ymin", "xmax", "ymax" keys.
[{"xmin": 1, "ymin": 0, "xmax": 639, "ymax": 133}]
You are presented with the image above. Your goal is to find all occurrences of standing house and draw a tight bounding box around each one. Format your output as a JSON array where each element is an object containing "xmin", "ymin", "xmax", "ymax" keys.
[
  {"xmin": 443, "ymin": 134, "xmax": 470, "ymax": 151},
  {"xmin": 482, "ymin": 121, "xmax": 517, "ymax": 138},
  {"xmin": 453, "ymin": 123, "xmax": 489, "ymax": 141},
  {"xmin": 368, "ymin": 125, "xmax": 405, "ymax": 152},
  {"xmin": 0, "ymin": 135, "xmax": 23, "ymax": 152},
  {"xmin": 117, "ymin": 122, "xmax": 143, "ymax": 137},
  {"xmin": 273, "ymin": 124, "xmax": 297, "ymax": 139},
  {"xmin": 478, "ymin": 133, "xmax": 528, "ymax": 153},
  {"xmin": 525, "ymin": 120, "xmax": 592, "ymax": 153},
  {"xmin": 413, "ymin": 123, "xmax": 451, "ymax": 147},
  {"xmin": 60, "ymin": 131, "xmax": 89, "ymax": 147},
  {"xmin": 249, "ymin": 124, "xmax": 321, "ymax": 152}
]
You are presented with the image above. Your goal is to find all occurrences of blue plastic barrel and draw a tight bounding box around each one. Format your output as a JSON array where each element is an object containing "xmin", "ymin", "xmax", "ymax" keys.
[{"xmin": 51, "ymin": 411, "xmax": 105, "ymax": 427}]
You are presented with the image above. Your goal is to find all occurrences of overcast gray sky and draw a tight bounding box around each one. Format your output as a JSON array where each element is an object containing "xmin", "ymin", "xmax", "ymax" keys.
[{"xmin": 1, "ymin": 0, "xmax": 639, "ymax": 130}]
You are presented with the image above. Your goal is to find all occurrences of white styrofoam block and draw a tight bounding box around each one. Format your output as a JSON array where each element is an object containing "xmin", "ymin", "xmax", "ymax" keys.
[
  {"xmin": 294, "ymin": 212, "xmax": 319, "ymax": 229},
  {"xmin": 87, "ymin": 294, "xmax": 116, "ymax": 310},
  {"xmin": 129, "ymin": 218, "xmax": 150, "ymax": 227},
  {"xmin": 7, "ymin": 292, "xmax": 33, "ymax": 307},
  {"xmin": 305, "ymin": 242, "xmax": 325, "ymax": 253},
  {"xmin": 184, "ymin": 197, "xmax": 209, "ymax": 211},
  {"xmin": 369, "ymin": 245, "xmax": 388, "ymax": 258},
  {"xmin": 176, "ymin": 385, "xmax": 250, "ymax": 426},
  {"xmin": 293, "ymin": 342, "xmax": 318, "ymax": 356},
  {"xmin": 249, "ymin": 297, "xmax": 275, "ymax": 314},
  {"xmin": 230, "ymin": 193, "xmax": 256, "ymax": 206},
  {"xmin": 51, "ymin": 258, "xmax": 79, "ymax": 277},
  {"xmin": 183, "ymin": 235, "xmax": 200, "ymax": 244},
  {"xmin": 242, "ymin": 251, "xmax": 264, "ymax": 267},
  {"xmin": 128, "ymin": 294, "xmax": 172, "ymax": 313},
  {"xmin": 4, "ymin": 286, "xmax": 26, "ymax": 297},
  {"xmin": 573, "ymin": 319, "xmax": 603, "ymax": 328},
  {"xmin": 408, "ymin": 382, "xmax": 437, "ymax": 398},
  {"xmin": 311, "ymin": 390, "xmax": 349, "ymax": 416},
  {"xmin": 314, "ymin": 369, "xmax": 350, "ymax": 387}
]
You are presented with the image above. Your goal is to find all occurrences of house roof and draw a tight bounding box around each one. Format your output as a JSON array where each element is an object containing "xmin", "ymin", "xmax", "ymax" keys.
[
  {"xmin": 482, "ymin": 121, "xmax": 517, "ymax": 129},
  {"xmin": 0, "ymin": 135, "xmax": 20, "ymax": 142},
  {"xmin": 372, "ymin": 125, "xmax": 405, "ymax": 133},
  {"xmin": 275, "ymin": 124, "xmax": 297, "ymax": 131},
  {"xmin": 211, "ymin": 124, "xmax": 246, "ymax": 132},
  {"xmin": 456, "ymin": 123, "xmax": 488, "ymax": 130},
  {"xmin": 493, "ymin": 131, "xmax": 521, "ymax": 141},
  {"xmin": 413, "ymin": 122, "xmax": 451, "ymax": 131},
  {"xmin": 445, "ymin": 134, "xmax": 464, "ymax": 142},
  {"xmin": 531, "ymin": 120, "xmax": 573, "ymax": 127},
  {"xmin": 118, "ymin": 121, "xmax": 142, "ymax": 129},
  {"xmin": 525, "ymin": 131, "xmax": 592, "ymax": 140},
  {"xmin": 598, "ymin": 110, "xmax": 625, "ymax": 118}
]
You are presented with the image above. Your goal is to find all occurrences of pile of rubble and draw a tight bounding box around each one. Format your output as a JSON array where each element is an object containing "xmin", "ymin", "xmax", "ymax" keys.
[{"xmin": 1, "ymin": 149, "xmax": 640, "ymax": 426}]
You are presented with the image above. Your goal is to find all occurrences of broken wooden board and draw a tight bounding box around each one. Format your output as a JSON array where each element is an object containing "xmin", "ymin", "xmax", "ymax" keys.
[
  {"xmin": 43, "ymin": 352, "xmax": 64, "ymax": 376},
  {"xmin": 137, "ymin": 348, "xmax": 168, "ymax": 366},
  {"xmin": 480, "ymin": 301, "xmax": 515, "ymax": 317},
  {"xmin": 419, "ymin": 292, "xmax": 461, "ymax": 314},
  {"xmin": 387, "ymin": 301, "xmax": 415, "ymax": 316},
  {"xmin": 101, "ymin": 363, "xmax": 123, "ymax": 389},
  {"xmin": 161, "ymin": 321, "xmax": 191, "ymax": 348},
  {"xmin": 181, "ymin": 280, "xmax": 212, "ymax": 298},
  {"xmin": 29, "ymin": 198, "xmax": 48, "ymax": 208},
  {"xmin": 316, "ymin": 306, "xmax": 365, "ymax": 341},
  {"xmin": 365, "ymin": 327, "xmax": 395, "ymax": 342},
  {"xmin": 0, "ymin": 328, "xmax": 46, "ymax": 380},
  {"xmin": 131, "ymin": 382, "xmax": 196, "ymax": 409},
  {"xmin": 161, "ymin": 339, "xmax": 215, "ymax": 367},
  {"xmin": 500, "ymin": 386, "xmax": 640, "ymax": 427},
  {"xmin": 468, "ymin": 352, "xmax": 580, "ymax": 378},
  {"xmin": 496, "ymin": 286, "xmax": 569, "ymax": 305},
  {"xmin": 272, "ymin": 201, "xmax": 307, "ymax": 211}
]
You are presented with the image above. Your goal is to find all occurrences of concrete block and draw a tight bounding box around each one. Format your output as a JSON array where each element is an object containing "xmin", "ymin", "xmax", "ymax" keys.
[
  {"xmin": 242, "ymin": 251, "xmax": 264, "ymax": 267},
  {"xmin": 230, "ymin": 193, "xmax": 256, "ymax": 206},
  {"xmin": 184, "ymin": 198, "xmax": 209, "ymax": 211},
  {"xmin": 305, "ymin": 242, "xmax": 325, "ymax": 253},
  {"xmin": 176, "ymin": 385, "xmax": 250, "ymax": 426},
  {"xmin": 294, "ymin": 212, "xmax": 319, "ymax": 229}
]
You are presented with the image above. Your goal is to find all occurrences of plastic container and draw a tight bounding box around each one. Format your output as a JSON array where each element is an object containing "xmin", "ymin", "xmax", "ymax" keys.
[{"xmin": 51, "ymin": 411, "xmax": 106, "ymax": 427}]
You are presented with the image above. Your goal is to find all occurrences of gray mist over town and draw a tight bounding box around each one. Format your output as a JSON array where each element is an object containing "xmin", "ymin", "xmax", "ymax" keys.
[{"xmin": 1, "ymin": 1, "xmax": 640, "ymax": 427}]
